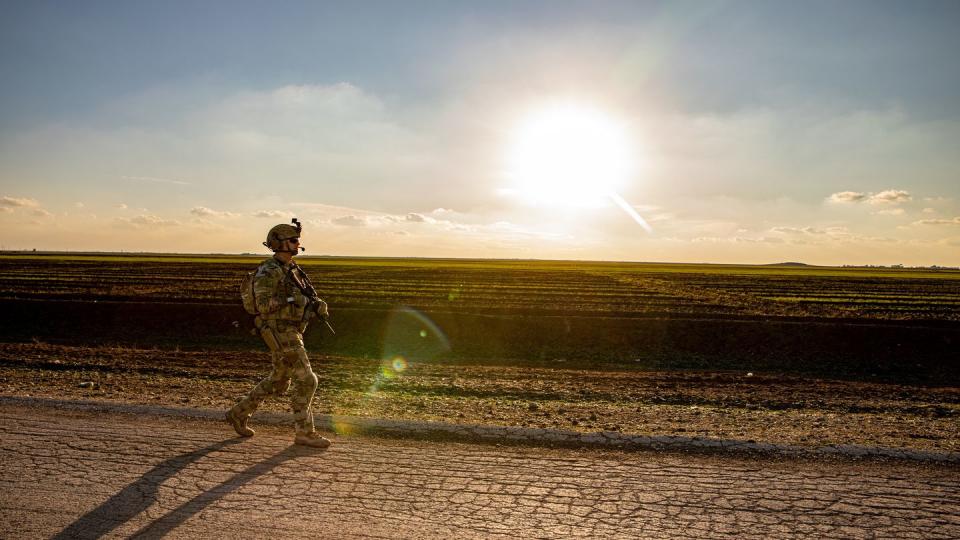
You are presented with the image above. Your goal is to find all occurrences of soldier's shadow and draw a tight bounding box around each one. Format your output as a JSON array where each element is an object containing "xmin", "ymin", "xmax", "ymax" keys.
[{"xmin": 53, "ymin": 439, "xmax": 317, "ymax": 540}]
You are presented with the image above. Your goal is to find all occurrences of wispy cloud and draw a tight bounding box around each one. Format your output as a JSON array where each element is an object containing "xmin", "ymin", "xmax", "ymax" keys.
[
  {"xmin": 874, "ymin": 208, "xmax": 906, "ymax": 216},
  {"xmin": 0, "ymin": 196, "xmax": 40, "ymax": 208},
  {"xmin": 692, "ymin": 236, "xmax": 785, "ymax": 244},
  {"xmin": 190, "ymin": 206, "xmax": 239, "ymax": 218},
  {"xmin": 116, "ymin": 214, "xmax": 181, "ymax": 228},
  {"xmin": 405, "ymin": 213, "xmax": 428, "ymax": 223},
  {"xmin": 771, "ymin": 226, "xmax": 826, "ymax": 235},
  {"xmin": 121, "ymin": 175, "xmax": 191, "ymax": 186},
  {"xmin": 827, "ymin": 189, "xmax": 912, "ymax": 205},
  {"xmin": 331, "ymin": 215, "xmax": 367, "ymax": 227},
  {"xmin": 293, "ymin": 202, "xmax": 405, "ymax": 217},
  {"xmin": 868, "ymin": 189, "xmax": 911, "ymax": 205},
  {"xmin": 252, "ymin": 210, "xmax": 290, "ymax": 218},
  {"xmin": 913, "ymin": 217, "xmax": 960, "ymax": 226},
  {"xmin": 828, "ymin": 191, "xmax": 867, "ymax": 203}
]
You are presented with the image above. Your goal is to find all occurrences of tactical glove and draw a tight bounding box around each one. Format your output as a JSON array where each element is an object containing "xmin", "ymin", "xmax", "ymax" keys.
[{"xmin": 309, "ymin": 298, "xmax": 329, "ymax": 318}]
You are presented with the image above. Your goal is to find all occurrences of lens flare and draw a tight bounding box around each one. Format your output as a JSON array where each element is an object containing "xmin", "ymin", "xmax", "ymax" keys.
[
  {"xmin": 609, "ymin": 191, "xmax": 653, "ymax": 233},
  {"xmin": 380, "ymin": 306, "xmax": 451, "ymax": 361},
  {"xmin": 329, "ymin": 416, "xmax": 361, "ymax": 436},
  {"xmin": 330, "ymin": 307, "xmax": 451, "ymax": 436}
]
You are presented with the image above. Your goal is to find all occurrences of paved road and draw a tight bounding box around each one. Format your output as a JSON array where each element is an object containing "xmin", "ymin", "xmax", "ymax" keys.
[{"xmin": 1, "ymin": 402, "xmax": 958, "ymax": 539}]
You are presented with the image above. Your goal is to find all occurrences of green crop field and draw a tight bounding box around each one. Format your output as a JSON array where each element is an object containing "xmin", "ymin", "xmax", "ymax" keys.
[{"xmin": 1, "ymin": 252, "xmax": 958, "ymax": 321}]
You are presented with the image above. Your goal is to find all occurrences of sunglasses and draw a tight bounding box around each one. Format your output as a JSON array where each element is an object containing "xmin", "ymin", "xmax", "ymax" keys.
[{"xmin": 286, "ymin": 237, "xmax": 300, "ymax": 244}]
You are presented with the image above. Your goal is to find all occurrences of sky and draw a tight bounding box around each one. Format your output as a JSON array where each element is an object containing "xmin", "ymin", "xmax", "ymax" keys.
[{"xmin": 1, "ymin": 0, "xmax": 959, "ymax": 265}]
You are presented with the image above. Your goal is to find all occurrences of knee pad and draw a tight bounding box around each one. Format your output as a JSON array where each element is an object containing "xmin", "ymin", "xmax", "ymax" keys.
[
  {"xmin": 304, "ymin": 370, "xmax": 318, "ymax": 392},
  {"xmin": 291, "ymin": 363, "xmax": 318, "ymax": 391}
]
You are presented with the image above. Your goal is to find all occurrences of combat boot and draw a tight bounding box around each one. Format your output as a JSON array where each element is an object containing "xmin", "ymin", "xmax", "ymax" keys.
[
  {"xmin": 294, "ymin": 431, "xmax": 331, "ymax": 448},
  {"xmin": 225, "ymin": 409, "xmax": 255, "ymax": 437}
]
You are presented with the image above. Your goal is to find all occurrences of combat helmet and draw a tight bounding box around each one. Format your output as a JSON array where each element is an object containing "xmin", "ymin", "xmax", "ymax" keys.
[{"xmin": 263, "ymin": 218, "xmax": 304, "ymax": 252}]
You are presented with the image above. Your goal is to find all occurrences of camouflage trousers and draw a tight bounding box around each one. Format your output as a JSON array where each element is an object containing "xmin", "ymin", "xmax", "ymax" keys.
[{"xmin": 232, "ymin": 323, "xmax": 318, "ymax": 435}]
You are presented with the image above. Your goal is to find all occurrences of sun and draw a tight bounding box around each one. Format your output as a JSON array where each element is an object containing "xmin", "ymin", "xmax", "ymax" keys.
[{"xmin": 505, "ymin": 102, "xmax": 635, "ymax": 207}]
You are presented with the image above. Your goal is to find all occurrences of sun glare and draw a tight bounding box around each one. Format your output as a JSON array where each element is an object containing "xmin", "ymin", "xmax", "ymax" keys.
[{"xmin": 505, "ymin": 102, "xmax": 635, "ymax": 207}]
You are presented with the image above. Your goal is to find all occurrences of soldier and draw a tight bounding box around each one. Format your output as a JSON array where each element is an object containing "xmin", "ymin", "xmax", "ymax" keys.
[{"xmin": 226, "ymin": 218, "xmax": 331, "ymax": 448}]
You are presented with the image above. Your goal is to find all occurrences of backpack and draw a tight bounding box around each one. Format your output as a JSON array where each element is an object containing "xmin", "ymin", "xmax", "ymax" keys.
[{"xmin": 240, "ymin": 270, "xmax": 258, "ymax": 315}]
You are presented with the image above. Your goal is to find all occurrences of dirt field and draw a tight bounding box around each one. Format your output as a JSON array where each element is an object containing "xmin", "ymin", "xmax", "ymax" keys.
[
  {"xmin": 0, "ymin": 253, "xmax": 957, "ymax": 454},
  {"xmin": 2, "ymin": 342, "xmax": 956, "ymax": 454}
]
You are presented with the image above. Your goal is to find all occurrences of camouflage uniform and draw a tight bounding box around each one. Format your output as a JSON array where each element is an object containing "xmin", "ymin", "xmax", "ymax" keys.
[{"xmin": 232, "ymin": 256, "xmax": 318, "ymax": 435}]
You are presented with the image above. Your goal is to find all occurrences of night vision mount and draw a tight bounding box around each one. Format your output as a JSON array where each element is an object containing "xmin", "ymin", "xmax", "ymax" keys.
[{"xmin": 291, "ymin": 218, "xmax": 304, "ymax": 252}]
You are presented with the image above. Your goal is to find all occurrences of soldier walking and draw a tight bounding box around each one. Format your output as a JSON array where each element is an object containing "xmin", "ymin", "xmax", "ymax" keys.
[{"xmin": 226, "ymin": 218, "xmax": 331, "ymax": 448}]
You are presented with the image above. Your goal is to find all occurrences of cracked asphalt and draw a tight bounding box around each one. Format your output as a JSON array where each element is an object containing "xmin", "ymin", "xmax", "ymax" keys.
[{"xmin": 2, "ymin": 402, "xmax": 958, "ymax": 539}]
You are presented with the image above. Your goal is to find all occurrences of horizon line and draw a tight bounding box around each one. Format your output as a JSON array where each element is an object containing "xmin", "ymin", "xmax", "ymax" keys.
[{"xmin": 1, "ymin": 249, "xmax": 958, "ymax": 270}]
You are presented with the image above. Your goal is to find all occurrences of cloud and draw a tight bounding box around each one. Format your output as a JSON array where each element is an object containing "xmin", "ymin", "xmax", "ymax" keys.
[
  {"xmin": 117, "ymin": 214, "xmax": 181, "ymax": 228},
  {"xmin": 868, "ymin": 189, "xmax": 911, "ymax": 205},
  {"xmin": 691, "ymin": 236, "xmax": 785, "ymax": 244},
  {"xmin": 922, "ymin": 208, "xmax": 936, "ymax": 214},
  {"xmin": 213, "ymin": 83, "xmax": 384, "ymax": 124},
  {"xmin": 253, "ymin": 210, "xmax": 290, "ymax": 218},
  {"xmin": 316, "ymin": 207, "xmax": 540, "ymax": 240},
  {"xmin": 121, "ymin": 175, "xmax": 191, "ymax": 186},
  {"xmin": 0, "ymin": 207, "xmax": 12, "ymax": 213},
  {"xmin": 828, "ymin": 191, "xmax": 867, "ymax": 203},
  {"xmin": 74, "ymin": 202, "xmax": 85, "ymax": 208},
  {"xmin": 131, "ymin": 214, "xmax": 180, "ymax": 227},
  {"xmin": 331, "ymin": 215, "xmax": 367, "ymax": 227},
  {"xmin": 115, "ymin": 203, "xmax": 128, "ymax": 209},
  {"xmin": 873, "ymin": 208, "xmax": 906, "ymax": 216},
  {"xmin": 0, "ymin": 196, "xmax": 40, "ymax": 208},
  {"xmin": 197, "ymin": 83, "xmax": 416, "ymax": 161},
  {"xmin": 771, "ymin": 226, "xmax": 826, "ymax": 235},
  {"xmin": 190, "ymin": 206, "xmax": 239, "ymax": 218},
  {"xmin": 364, "ymin": 215, "xmax": 405, "ymax": 225},
  {"xmin": 913, "ymin": 217, "xmax": 960, "ymax": 226},
  {"xmin": 32, "ymin": 209, "xmax": 53, "ymax": 218},
  {"xmin": 827, "ymin": 189, "xmax": 912, "ymax": 205}
]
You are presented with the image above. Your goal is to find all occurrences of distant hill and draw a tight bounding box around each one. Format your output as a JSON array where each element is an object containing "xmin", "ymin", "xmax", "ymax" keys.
[{"xmin": 763, "ymin": 262, "xmax": 810, "ymax": 267}]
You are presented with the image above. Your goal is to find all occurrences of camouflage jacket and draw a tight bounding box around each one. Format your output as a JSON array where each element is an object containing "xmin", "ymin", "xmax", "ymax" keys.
[{"xmin": 253, "ymin": 256, "xmax": 311, "ymax": 323}]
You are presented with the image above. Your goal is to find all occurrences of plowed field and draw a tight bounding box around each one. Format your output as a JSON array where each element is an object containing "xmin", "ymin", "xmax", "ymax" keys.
[{"xmin": 1, "ymin": 253, "xmax": 958, "ymax": 452}]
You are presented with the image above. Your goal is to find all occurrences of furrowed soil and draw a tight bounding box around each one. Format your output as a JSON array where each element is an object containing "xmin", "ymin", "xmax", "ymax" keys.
[
  {"xmin": 1, "ymin": 342, "xmax": 957, "ymax": 453},
  {"xmin": 1, "ymin": 254, "xmax": 958, "ymax": 453}
]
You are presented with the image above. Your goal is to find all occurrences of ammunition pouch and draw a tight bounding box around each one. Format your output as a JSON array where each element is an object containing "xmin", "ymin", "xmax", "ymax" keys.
[{"xmin": 260, "ymin": 326, "xmax": 282, "ymax": 352}]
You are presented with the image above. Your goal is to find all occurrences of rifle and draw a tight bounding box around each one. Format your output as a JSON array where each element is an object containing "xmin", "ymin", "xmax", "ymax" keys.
[{"xmin": 288, "ymin": 263, "xmax": 336, "ymax": 335}]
